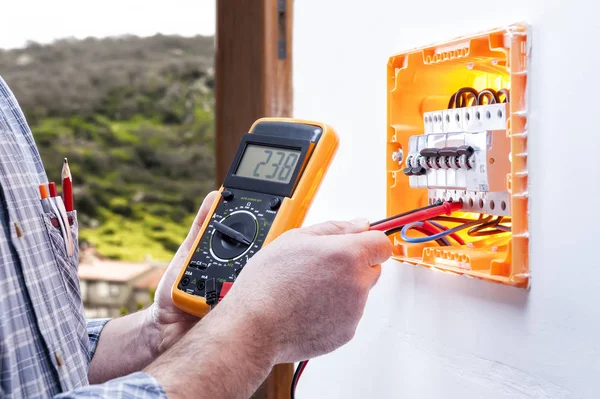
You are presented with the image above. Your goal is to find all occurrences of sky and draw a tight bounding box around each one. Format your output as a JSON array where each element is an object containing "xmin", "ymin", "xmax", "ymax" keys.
[{"xmin": 0, "ymin": 0, "xmax": 216, "ymax": 49}]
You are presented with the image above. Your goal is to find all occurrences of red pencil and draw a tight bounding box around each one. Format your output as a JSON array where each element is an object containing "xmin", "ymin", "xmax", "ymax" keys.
[{"xmin": 61, "ymin": 158, "xmax": 74, "ymax": 212}]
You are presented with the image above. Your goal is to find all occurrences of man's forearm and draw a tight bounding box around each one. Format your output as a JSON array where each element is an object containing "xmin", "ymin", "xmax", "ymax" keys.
[
  {"xmin": 144, "ymin": 301, "xmax": 277, "ymax": 398},
  {"xmin": 88, "ymin": 308, "xmax": 162, "ymax": 384}
]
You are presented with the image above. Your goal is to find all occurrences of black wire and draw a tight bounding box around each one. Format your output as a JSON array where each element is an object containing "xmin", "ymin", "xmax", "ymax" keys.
[
  {"xmin": 371, "ymin": 200, "xmax": 443, "ymax": 227},
  {"xmin": 467, "ymin": 216, "xmax": 510, "ymax": 236},
  {"xmin": 432, "ymin": 216, "xmax": 479, "ymax": 223},
  {"xmin": 477, "ymin": 88, "xmax": 499, "ymax": 104},
  {"xmin": 291, "ymin": 361, "xmax": 307, "ymax": 399},
  {"xmin": 433, "ymin": 215, "xmax": 512, "ymax": 224},
  {"xmin": 498, "ymin": 88, "xmax": 510, "ymax": 103}
]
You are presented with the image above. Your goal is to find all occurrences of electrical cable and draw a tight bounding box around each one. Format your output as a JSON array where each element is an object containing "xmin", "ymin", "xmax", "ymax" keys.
[
  {"xmin": 467, "ymin": 216, "xmax": 501, "ymax": 236},
  {"xmin": 414, "ymin": 222, "xmax": 451, "ymax": 246},
  {"xmin": 448, "ymin": 87, "xmax": 511, "ymax": 108},
  {"xmin": 431, "ymin": 215, "xmax": 511, "ymax": 237},
  {"xmin": 370, "ymin": 201, "xmax": 463, "ymax": 233},
  {"xmin": 427, "ymin": 220, "xmax": 466, "ymax": 245},
  {"xmin": 370, "ymin": 201, "xmax": 442, "ymax": 227},
  {"xmin": 291, "ymin": 360, "xmax": 309, "ymax": 399},
  {"xmin": 448, "ymin": 87, "xmax": 479, "ymax": 109},
  {"xmin": 467, "ymin": 216, "xmax": 511, "ymax": 236},
  {"xmin": 454, "ymin": 87, "xmax": 479, "ymax": 108},
  {"xmin": 433, "ymin": 215, "xmax": 512, "ymax": 224},
  {"xmin": 477, "ymin": 88, "xmax": 499, "ymax": 105},
  {"xmin": 400, "ymin": 217, "xmax": 488, "ymax": 244},
  {"xmin": 498, "ymin": 88, "xmax": 510, "ymax": 103}
]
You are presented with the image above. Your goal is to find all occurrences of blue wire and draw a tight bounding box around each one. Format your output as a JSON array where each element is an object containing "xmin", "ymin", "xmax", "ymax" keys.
[
  {"xmin": 428, "ymin": 221, "xmax": 456, "ymax": 245},
  {"xmin": 401, "ymin": 219, "xmax": 483, "ymax": 244}
]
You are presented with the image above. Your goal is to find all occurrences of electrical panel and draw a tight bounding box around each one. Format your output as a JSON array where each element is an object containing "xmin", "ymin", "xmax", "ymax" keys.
[{"xmin": 386, "ymin": 23, "xmax": 530, "ymax": 288}]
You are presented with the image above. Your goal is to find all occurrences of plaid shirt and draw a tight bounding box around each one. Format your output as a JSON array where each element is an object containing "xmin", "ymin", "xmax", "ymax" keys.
[{"xmin": 0, "ymin": 77, "xmax": 165, "ymax": 398}]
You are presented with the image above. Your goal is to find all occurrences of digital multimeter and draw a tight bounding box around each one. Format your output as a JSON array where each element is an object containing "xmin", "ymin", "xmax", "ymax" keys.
[{"xmin": 172, "ymin": 117, "xmax": 339, "ymax": 317}]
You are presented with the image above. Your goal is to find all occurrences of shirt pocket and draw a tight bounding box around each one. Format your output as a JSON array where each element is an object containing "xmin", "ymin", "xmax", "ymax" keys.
[
  {"xmin": 41, "ymin": 210, "xmax": 81, "ymax": 303},
  {"xmin": 41, "ymin": 210, "xmax": 91, "ymax": 363}
]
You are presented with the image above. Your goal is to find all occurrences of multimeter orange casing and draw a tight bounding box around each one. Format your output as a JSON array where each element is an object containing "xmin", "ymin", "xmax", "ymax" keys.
[{"xmin": 171, "ymin": 117, "xmax": 339, "ymax": 317}]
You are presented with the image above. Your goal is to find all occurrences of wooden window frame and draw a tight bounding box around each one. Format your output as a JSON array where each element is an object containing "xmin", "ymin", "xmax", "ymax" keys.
[{"xmin": 215, "ymin": 1, "xmax": 294, "ymax": 398}]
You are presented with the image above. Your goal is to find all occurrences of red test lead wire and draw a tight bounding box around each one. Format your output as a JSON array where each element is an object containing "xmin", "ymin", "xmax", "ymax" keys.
[
  {"xmin": 369, "ymin": 201, "xmax": 463, "ymax": 233},
  {"xmin": 291, "ymin": 360, "xmax": 309, "ymax": 399}
]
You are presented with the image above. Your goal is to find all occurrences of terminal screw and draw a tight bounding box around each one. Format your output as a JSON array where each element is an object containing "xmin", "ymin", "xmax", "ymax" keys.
[{"xmin": 391, "ymin": 150, "xmax": 403, "ymax": 164}]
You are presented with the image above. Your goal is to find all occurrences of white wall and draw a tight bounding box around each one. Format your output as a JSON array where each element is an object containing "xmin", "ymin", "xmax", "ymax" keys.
[{"xmin": 294, "ymin": 1, "xmax": 600, "ymax": 398}]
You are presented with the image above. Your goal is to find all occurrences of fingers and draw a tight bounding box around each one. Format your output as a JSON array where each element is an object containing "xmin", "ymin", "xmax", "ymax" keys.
[
  {"xmin": 181, "ymin": 191, "xmax": 219, "ymax": 249},
  {"xmin": 343, "ymin": 230, "xmax": 393, "ymax": 267},
  {"xmin": 194, "ymin": 191, "xmax": 220, "ymax": 227},
  {"xmin": 301, "ymin": 218, "xmax": 369, "ymax": 236},
  {"xmin": 366, "ymin": 264, "xmax": 382, "ymax": 288}
]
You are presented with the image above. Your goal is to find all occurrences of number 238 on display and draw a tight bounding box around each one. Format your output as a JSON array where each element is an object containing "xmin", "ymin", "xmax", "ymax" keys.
[{"xmin": 253, "ymin": 150, "xmax": 299, "ymax": 183}]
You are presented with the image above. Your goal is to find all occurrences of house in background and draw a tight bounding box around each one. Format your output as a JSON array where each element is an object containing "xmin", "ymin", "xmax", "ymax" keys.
[{"xmin": 78, "ymin": 249, "xmax": 167, "ymax": 318}]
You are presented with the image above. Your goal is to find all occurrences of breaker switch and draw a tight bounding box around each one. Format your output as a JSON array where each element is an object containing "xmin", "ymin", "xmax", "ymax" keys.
[
  {"xmin": 411, "ymin": 166, "xmax": 427, "ymax": 176},
  {"xmin": 457, "ymin": 145, "xmax": 474, "ymax": 156},
  {"xmin": 420, "ymin": 148, "xmax": 440, "ymax": 157},
  {"xmin": 438, "ymin": 147, "xmax": 459, "ymax": 157}
]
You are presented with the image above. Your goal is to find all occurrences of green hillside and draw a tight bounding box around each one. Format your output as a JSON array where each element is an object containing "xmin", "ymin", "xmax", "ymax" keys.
[{"xmin": 0, "ymin": 35, "xmax": 216, "ymax": 261}]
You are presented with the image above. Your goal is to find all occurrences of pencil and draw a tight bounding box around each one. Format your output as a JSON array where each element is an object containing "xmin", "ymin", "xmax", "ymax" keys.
[{"xmin": 62, "ymin": 158, "xmax": 74, "ymax": 212}]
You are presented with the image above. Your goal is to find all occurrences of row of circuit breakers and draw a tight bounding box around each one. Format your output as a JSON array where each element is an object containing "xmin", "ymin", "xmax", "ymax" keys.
[{"xmin": 402, "ymin": 101, "xmax": 510, "ymax": 217}]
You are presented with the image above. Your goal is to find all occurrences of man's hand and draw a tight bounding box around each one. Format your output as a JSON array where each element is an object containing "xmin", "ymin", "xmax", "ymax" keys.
[
  {"xmin": 148, "ymin": 190, "xmax": 219, "ymax": 354},
  {"xmin": 215, "ymin": 218, "xmax": 392, "ymax": 363},
  {"xmin": 146, "ymin": 218, "xmax": 392, "ymax": 398},
  {"xmin": 88, "ymin": 191, "xmax": 220, "ymax": 383}
]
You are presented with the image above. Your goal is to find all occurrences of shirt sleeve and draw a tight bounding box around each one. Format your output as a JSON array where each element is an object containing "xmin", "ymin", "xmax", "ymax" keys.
[
  {"xmin": 55, "ymin": 320, "xmax": 167, "ymax": 398},
  {"xmin": 53, "ymin": 372, "xmax": 167, "ymax": 398},
  {"xmin": 86, "ymin": 318, "xmax": 111, "ymax": 360}
]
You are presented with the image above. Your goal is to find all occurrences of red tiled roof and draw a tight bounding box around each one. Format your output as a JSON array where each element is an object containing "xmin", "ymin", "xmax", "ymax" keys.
[
  {"xmin": 134, "ymin": 267, "xmax": 167, "ymax": 289},
  {"xmin": 78, "ymin": 260, "xmax": 152, "ymax": 282}
]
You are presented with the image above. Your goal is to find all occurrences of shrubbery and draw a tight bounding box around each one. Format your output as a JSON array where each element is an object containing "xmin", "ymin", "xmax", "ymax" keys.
[{"xmin": 0, "ymin": 34, "xmax": 216, "ymax": 261}]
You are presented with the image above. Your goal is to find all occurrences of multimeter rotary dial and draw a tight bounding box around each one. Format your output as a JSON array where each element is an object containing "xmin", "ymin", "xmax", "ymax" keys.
[{"xmin": 210, "ymin": 210, "xmax": 258, "ymax": 261}]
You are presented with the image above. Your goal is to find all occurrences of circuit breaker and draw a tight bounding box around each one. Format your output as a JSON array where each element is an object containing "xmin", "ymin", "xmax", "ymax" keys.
[{"xmin": 386, "ymin": 23, "xmax": 530, "ymax": 287}]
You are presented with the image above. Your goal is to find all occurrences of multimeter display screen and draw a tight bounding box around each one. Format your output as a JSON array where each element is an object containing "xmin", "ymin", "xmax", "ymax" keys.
[{"xmin": 235, "ymin": 144, "xmax": 302, "ymax": 184}]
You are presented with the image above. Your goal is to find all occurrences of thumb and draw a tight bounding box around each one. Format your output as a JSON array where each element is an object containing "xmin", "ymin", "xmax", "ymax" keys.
[
  {"xmin": 301, "ymin": 218, "xmax": 370, "ymax": 236},
  {"xmin": 181, "ymin": 190, "xmax": 220, "ymax": 249}
]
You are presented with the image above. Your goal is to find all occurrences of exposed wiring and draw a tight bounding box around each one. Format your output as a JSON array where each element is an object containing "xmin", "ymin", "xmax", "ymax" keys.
[
  {"xmin": 387, "ymin": 221, "xmax": 459, "ymax": 247},
  {"xmin": 371, "ymin": 201, "xmax": 442, "ymax": 227},
  {"xmin": 448, "ymin": 87, "xmax": 479, "ymax": 109},
  {"xmin": 498, "ymin": 88, "xmax": 510, "ymax": 103},
  {"xmin": 477, "ymin": 88, "xmax": 499, "ymax": 104},
  {"xmin": 427, "ymin": 220, "xmax": 466, "ymax": 245},
  {"xmin": 448, "ymin": 87, "xmax": 510, "ymax": 109},
  {"xmin": 413, "ymin": 222, "xmax": 451, "ymax": 246},
  {"xmin": 467, "ymin": 216, "xmax": 511, "ymax": 236},
  {"xmin": 291, "ymin": 360, "xmax": 309, "ymax": 399},
  {"xmin": 370, "ymin": 201, "xmax": 463, "ymax": 233},
  {"xmin": 400, "ymin": 217, "xmax": 488, "ymax": 243},
  {"xmin": 433, "ymin": 215, "xmax": 512, "ymax": 224},
  {"xmin": 432, "ymin": 215, "xmax": 511, "ymax": 237},
  {"xmin": 381, "ymin": 207, "xmax": 453, "ymax": 246}
]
